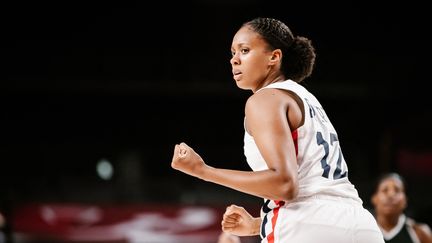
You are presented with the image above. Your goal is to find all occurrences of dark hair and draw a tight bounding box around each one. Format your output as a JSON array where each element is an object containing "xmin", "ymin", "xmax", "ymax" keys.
[
  {"xmin": 243, "ymin": 17, "xmax": 316, "ymax": 83},
  {"xmin": 373, "ymin": 172, "xmax": 407, "ymax": 194}
]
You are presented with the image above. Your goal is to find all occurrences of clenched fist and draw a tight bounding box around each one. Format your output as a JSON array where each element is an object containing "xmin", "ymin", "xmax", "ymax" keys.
[
  {"xmin": 171, "ymin": 142, "xmax": 206, "ymax": 179},
  {"xmin": 221, "ymin": 204, "xmax": 261, "ymax": 237}
]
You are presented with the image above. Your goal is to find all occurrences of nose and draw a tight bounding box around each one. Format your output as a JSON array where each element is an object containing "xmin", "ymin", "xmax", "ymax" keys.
[
  {"xmin": 230, "ymin": 54, "xmax": 239, "ymax": 65},
  {"xmin": 386, "ymin": 188, "xmax": 397, "ymax": 198}
]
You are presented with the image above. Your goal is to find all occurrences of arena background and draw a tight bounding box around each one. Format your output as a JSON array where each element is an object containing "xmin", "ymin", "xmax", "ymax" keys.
[{"xmin": 1, "ymin": 1, "xmax": 431, "ymax": 242}]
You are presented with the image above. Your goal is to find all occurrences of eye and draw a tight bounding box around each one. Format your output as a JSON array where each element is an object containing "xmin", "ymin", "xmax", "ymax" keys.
[
  {"xmin": 230, "ymin": 50, "xmax": 236, "ymax": 57},
  {"xmin": 381, "ymin": 187, "xmax": 388, "ymax": 194},
  {"xmin": 240, "ymin": 48, "xmax": 249, "ymax": 54}
]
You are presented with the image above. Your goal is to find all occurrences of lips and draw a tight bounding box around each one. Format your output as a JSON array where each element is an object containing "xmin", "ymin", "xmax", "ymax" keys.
[
  {"xmin": 382, "ymin": 200, "xmax": 402, "ymax": 208},
  {"xmin": 232, "ymin": 70, "xmax": 241, "ymax": 75},
  {"xmin": 232, "ymin": 70, "xmax": 242, "ymax": 80}
]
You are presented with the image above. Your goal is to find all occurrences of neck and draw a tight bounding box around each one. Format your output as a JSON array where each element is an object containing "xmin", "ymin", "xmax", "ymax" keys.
[
  {"xmin": 253, "ymin": 74, "xmax": 286, "ymax": 93},
  {"xmin": 377, "ymin": 214, "xmax": 401, "ymax": 232}
]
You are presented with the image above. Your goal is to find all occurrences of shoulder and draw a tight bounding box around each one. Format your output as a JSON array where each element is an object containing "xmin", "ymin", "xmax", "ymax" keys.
[
  {"xmin": 244, "ymin": 88, "xmax": 303, "ymax": 133},
  {"xmin": 245, "ymin": 88, "xmax": 303, "ymax": 119},
  {"xmin": 408, "ymin": 218, "xmax": 432, "ymax": 243},
  {"xmin": 246, "ymin": 88, "xmax": 298, "ymax": 110},
  {"xmin": 414, "ymin": 223, "xmax": 432, "ymax": 243}
]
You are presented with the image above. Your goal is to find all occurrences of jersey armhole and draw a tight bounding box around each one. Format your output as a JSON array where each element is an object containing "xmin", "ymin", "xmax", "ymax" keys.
[{"xmin": 275, "ymin": 88, "xmax": 306, "ymax": 129}]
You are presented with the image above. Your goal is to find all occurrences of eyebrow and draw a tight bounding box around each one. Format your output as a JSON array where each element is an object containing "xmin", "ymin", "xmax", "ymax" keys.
[{"xmin": 231, "ymin": 43, "xmax": 249, "ymax": 49}]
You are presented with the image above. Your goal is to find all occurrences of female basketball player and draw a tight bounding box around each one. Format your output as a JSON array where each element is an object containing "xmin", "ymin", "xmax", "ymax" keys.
[
  {"xmin": 171, "ymin": 17, "xmax": 384, "ymax": 242},
  {"xmin": 371, "ymin": 173, "xmax": 432, "ymax": 243}
]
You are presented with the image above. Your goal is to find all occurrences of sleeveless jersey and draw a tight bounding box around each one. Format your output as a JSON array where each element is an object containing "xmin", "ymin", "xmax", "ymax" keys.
[
  {"xmin": 243, "ymin": 79, "xmax": 362, "ymax": 206},
  {"xmin": 380, "ymin": 214, "xmax": 420, "ymax": 243}
]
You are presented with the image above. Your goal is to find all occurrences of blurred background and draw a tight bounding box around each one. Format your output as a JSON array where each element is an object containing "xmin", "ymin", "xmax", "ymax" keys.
[{"xmin": 1, "ymin": 0, "xmax": 431, "ymax": 242}]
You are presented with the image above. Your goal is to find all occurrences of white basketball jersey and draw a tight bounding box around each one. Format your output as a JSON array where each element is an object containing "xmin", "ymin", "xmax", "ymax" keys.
[{"xmin": 244, "ymin": 79, "xmax": 361, "ymax": 203}]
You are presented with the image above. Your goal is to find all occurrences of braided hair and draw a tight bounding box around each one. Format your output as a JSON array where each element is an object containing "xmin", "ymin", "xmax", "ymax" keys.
[{"xmin": 243, "ymin": 17, "xmax": 316, "ymax": 83}]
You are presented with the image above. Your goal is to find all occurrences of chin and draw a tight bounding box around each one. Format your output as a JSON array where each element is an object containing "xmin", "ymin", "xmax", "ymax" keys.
[
  {"xmin": 381, "ymin": 208, "xmax": 403, "ymax": 217},
  {"xmin": 235, "ymin": 84, "xmax": 248, "ymax": 90},
  {"xmin": 234, "ymin": 80, "xmax": 252, "ymax": 91}
]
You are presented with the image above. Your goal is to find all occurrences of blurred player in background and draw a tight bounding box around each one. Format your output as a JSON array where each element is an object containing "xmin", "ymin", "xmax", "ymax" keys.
[{"xmin": 371, "ymin": 172, "xmax": 432, "ymax": 243}]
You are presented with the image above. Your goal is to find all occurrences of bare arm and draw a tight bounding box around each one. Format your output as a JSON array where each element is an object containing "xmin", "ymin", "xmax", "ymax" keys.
[
  {"xmin": 414, "ymin": 222, "xmax": 432, "ymax": 243},
  {"xmin": 171, "ymin": 89, "xmax": 300, "ymax": 201}
]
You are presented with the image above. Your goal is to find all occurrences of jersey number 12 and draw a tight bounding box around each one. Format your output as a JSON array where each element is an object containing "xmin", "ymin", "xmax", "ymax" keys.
[{"xmin": 316, "ymin": 131, "xmax": 347, "ymax": 179}]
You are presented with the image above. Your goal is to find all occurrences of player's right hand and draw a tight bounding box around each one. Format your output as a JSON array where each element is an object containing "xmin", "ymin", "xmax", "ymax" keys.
[{"xmin": 171, "ymin": 142, "xmax": 206, "ymax": 179}]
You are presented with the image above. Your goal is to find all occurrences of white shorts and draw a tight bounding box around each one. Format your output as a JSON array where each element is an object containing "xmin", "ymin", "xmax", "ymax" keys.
[{"xmin": 260, "ymin": 195, "xmax": 384, "ymax": 243}]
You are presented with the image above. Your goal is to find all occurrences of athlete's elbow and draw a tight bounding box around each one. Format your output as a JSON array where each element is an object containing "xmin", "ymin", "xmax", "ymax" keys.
[
  {"xmin": 278, "ymin": 177, "xmax": 298, "ymax": 201},
  {"xmin": 282, "ymin": 183, "xmax": 299, "ymax": 201}
]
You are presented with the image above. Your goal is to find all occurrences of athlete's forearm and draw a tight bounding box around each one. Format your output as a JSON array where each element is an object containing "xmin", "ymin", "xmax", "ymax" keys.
[{"xmin": 198, "ymin": 164, "xmax": 298, "ymax": 201}]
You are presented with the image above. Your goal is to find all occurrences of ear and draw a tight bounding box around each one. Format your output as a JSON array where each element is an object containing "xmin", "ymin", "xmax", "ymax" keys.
[
  {"xmin": 269, "ymin": 49, "xmax": 282, "ymax": 65},
  {"xmin": 371, "ymin": 193, "xmax": 378, "ymax": 207},
  {"xmin": 402, "ymin": 195, "xmax": 408, "ymax": 210}
]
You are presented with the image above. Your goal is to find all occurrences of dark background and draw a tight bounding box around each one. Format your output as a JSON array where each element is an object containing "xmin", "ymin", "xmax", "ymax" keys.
[{"xmin": 1, "ymin": 0, "xmax": 431, "ymax": 235}]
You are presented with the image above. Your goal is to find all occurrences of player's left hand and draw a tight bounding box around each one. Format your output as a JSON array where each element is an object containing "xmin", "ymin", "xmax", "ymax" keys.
[{"xmin": 221, "ymin": 204, "xmax": 260, "ymax": 236}]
